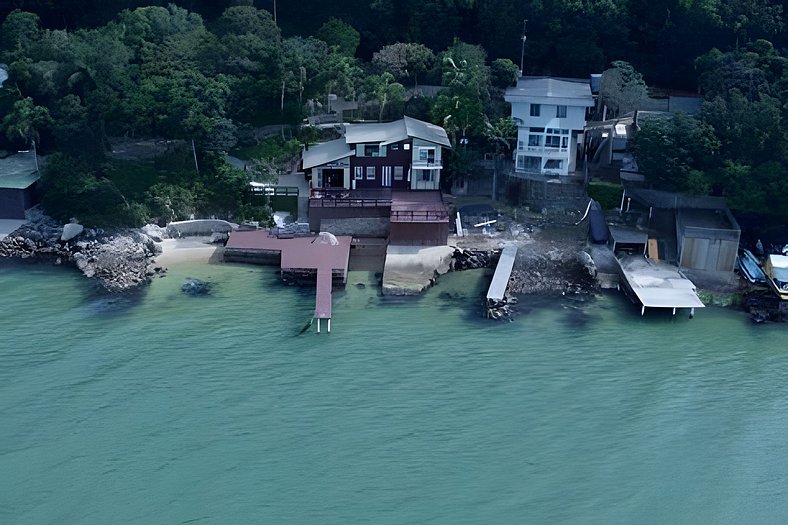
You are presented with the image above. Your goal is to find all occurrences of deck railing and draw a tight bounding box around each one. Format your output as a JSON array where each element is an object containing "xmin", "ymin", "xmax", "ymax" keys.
[
  {"xmin": 390, "ymin": 209, "xmax": 449, "ymax": 222},
  {"xmin": 309, "ymin": 188, "xmax": 392, "ymax": 208}
]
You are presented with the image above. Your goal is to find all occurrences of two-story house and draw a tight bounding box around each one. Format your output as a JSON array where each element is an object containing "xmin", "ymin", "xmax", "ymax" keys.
[
  {"xmin": 504, "ymin": 77, "xmax": 594, "ymax": 177},
  {"xmin": 301, "ymin": 116, "xmax": 450, "ymax": 192},
  {"xmin": 300, "ymin": 117, "xmax": 451, "ymax": 245}
]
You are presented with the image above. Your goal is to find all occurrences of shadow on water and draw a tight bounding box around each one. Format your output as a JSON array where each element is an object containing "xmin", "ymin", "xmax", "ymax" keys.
[{"xmin": 79, "ymin": 286, "xmax": 148, "ymax": 317}]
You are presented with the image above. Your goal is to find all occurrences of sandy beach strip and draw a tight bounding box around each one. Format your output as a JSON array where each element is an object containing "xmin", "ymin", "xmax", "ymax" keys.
[{"xmin": 154, "ymin": 238, "xmax": 223, "ymax": 266}]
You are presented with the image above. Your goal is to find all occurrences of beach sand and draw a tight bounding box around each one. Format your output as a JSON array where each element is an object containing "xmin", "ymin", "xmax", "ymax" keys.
[{"xmin": 154, "ymin": 237, "xmax": 223, "ymax": 266}]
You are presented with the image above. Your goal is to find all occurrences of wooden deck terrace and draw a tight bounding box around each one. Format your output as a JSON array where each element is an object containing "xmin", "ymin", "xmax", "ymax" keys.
[
  {"xmin": 391, "ymin": 190, "xmax": 449, "ymax": 223},
  {"xmin": 225, "ymin": 230, "xmax": 352, "ymax": 332},
  {"xmin": 309, "ymin": 188, "xmax": 392, "ymax": 209}
]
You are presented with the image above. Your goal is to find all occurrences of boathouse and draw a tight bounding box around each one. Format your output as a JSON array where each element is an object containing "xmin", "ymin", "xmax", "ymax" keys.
[{"xmin": 623, "ymin": 188, "xmax": 740, "ymax": 272}]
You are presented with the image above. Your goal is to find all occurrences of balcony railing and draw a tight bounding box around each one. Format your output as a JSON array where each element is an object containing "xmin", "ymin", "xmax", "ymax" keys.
[
  {"xmin": 390, "ymin": 209, "xmax": 449, "ymax": 222},
  {"xmin": 522, "ymin": 145, "xmax": 568, "ymax": 154},
  {"xmin": 412, "ymin": 160, "xmax": 443, "ymax": 169},
  {"xmin": 309, "ymin": 188, "xmax": 392, "ymax": 208}
]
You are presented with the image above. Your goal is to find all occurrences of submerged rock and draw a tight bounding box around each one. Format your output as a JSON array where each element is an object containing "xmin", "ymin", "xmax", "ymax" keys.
[{"xmin": 181, "ymin": 277, "xmax": 213, "ymax": 296}]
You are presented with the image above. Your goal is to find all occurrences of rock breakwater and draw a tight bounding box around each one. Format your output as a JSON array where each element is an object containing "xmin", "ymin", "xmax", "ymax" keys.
[{"xmin": 0, "ymin": 214, "xmax": 165, "ymax": 292}]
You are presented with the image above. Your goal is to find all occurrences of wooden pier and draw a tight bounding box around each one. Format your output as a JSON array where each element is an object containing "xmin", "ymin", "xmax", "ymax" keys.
[{"xmin": 225, "ymin": 230, "xmax": 351, "ymax": 333}]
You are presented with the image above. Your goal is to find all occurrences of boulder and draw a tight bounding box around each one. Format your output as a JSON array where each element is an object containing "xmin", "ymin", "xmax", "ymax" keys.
[
  {"xmin": 61, "ymin": 223, "xmax": 84, "ymax": 241},
  {"xmin": 142, "ymin": 223, "xmax": 167, "ymax": 242}
]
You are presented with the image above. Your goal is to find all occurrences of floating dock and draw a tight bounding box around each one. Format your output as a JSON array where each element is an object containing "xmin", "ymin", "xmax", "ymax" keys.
[
  {"xmin": 616, "ymin": 255, "xmax": 705, "ymax": 316},
  {"xmin": 225, "ymin": 230, "xmax": 351, "ymax": 332}
]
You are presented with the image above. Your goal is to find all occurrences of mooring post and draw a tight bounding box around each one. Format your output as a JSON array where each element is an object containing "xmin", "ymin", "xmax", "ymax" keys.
[
  {"xmin": 327, "ymin": 319, "xmax": 331, "ymax": 333},
  {"xmin": 641, "ymin": 305, "xmax": 645, "ymax": 316},
  {"xmin": 690, "ymin": 308, "xmax": 695, "ymax": 319},
  {"xmin": 672, "ymin": 307, "xmax": 676, "ymax": 316},
  {"xmin": 317, "ymin": 318, "xmax": 321, "ymax": 333}
]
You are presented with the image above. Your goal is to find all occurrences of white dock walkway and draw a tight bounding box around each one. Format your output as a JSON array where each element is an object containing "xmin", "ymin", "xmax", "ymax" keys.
[{"xmin": 487, "ymin": 246, "xmax": 518, "ymax": 302}]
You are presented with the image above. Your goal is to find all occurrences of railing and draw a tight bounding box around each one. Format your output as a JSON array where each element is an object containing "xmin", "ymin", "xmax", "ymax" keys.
[
  {"xmin": 390, "ymin": 209, "xmax": 449, "ymax": 222},
  {"xmin": 523, "ymin": 146, "xmax": 568, "ymax": 154},
  {"xmin": 412, "ymin": 160, "xmax": 442, "ymax": 168},
  {"xmin": 309, "ymin": 188, "xmax": 392, "ymax": 208},
  {"xmin": 250, "ymin": 185, "xmax": 299, "ymax": 196}
]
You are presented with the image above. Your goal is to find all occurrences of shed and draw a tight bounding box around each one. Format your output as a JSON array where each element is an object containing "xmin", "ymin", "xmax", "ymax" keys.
[
  {"xmin": 677, "ymin": 208, "xmax": 740, "ymax": 271},
  {"xmin": 0, "ymin": 151, "xmax": 40, "ymax": 219},
  {"xmin": 608, "ymin": 225, "xmax": 648, "ymax": 255}
]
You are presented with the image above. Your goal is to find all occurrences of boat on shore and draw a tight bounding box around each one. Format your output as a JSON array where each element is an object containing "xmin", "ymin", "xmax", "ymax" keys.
[
  {"xmin": 763, "ymin": 254, "xmax": 788, "ymax": 300},
  {"xmin": 736, "ymin": 248, "xmax": 768, "ymax": 285}
]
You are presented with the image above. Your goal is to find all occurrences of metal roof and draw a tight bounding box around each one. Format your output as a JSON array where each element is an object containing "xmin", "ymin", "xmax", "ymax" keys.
[
  {"xmin": 0, "ymin": 150, "xmax": 40, "ymax": 189},
  {"xmin": 301, "ymin": 138, "xmax": 353, "ymax": 170},
  {"xmin": 344, "ymin": 116, "xmax": 451, "ymax": 148},
  {"xmin": 505, "ymin": 77, "xmax": 594, "ymax": 106},
  {"xmin": 626, "ymin": 188, "xmax": 730, "ymax": 210}
]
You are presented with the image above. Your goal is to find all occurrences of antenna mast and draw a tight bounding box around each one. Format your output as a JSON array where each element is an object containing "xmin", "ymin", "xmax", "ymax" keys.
[{"xmin": 519, "ymin": 20, "xmax": 528, "ymax": 77}]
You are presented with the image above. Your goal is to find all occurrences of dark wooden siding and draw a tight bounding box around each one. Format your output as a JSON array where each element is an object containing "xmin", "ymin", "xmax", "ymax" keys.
[{"xmin": 350, "ymin": 139, "xmax": 412, "ymax": 190}]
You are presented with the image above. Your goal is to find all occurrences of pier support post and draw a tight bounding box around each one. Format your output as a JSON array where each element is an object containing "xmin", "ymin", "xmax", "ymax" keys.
[
  {"xmin": 690, "ymin": 308, "xmax": 695, "ymax": 319},
  {"xmin": 672, "ymin": 307, "xmax": 676, "ymax": 316},
  {"xmin": 328, "ymin": 319, "xmax": 331, "ymax": 333},
  {"xmin": 317, "ymin": 318, "xmax": 321, "ymax": 333},
  {"xmin": 641, "ymin": 305, "xmax": 645, "ymax": 316}
]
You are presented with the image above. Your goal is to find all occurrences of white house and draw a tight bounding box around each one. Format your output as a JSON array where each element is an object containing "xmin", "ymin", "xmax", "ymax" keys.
[{"xmin": 505, "ymin": 77, "xmax": 594, "ymax": 176}]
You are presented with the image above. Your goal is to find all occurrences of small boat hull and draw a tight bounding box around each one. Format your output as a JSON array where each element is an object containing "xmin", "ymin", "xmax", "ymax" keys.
[{"xmin": 736, "ymin": 249, "xmax": 768, "ymax": 285}]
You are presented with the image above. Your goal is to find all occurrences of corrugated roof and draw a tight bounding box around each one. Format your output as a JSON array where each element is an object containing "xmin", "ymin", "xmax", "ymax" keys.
[
  {"xmin": 505, "ymin": 77, "xmax": 594, "ymax": 105},
  {"xmin": 301, "ymin": 138, "xmax": 353, "ymax": 170},
  {"xmin": 0, "ymin": 150, "xmax": 40, "ymax": 189}
]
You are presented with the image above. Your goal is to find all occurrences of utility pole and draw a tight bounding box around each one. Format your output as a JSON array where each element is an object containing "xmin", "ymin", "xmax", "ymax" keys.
[
  {"xmin": 273, "ymin": 0, "xmax": 277, "ymax": 25},
  {"xmin": 519, "ymin": 20, "xmax": 528, "ymax": 77}
]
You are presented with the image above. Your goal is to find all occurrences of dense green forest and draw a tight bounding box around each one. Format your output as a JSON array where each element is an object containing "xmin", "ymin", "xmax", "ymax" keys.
[{"xmin": 1, "ymin": 1, "xmax": 787, "ymax": 226}]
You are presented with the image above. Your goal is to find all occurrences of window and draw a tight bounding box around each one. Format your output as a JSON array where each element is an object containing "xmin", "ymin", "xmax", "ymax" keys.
[
  {"xmin": 418, "ymin": 148, "xmax": 435, "ymax": 163},
  {"xmin": 516, "ymin": 155, "xmax": 525, "ymax": 169},
  {"xmin": 366, "ymin": 166, "xmax": 375, "ymax": 180},
  {"xmin": 420, "ymin": 170, "xmax": 433, "ymax": 182},
  {"xmin": 544, "ymin": 159, "xmax": 563, "ymax": 170},
  {"xmin": 354, "ymin": 166, "xmax": 363, "ymax": 180},
  {"xmin": 556, "ymin": 105, "xmax": 567, "ymax": 118},
  {"xmin": 529, "ymin": 127, "xmax": 545, "ymax": 133},
  {"xmin": 561, "ymin": 136, "xmax": 569, "ymax": 148},
  {"xmin": 404, "ymin": 143, "xmax": 410, "ymax": 150},
  {"xmin": 530, "ymin": 104, "xmax": 541, "ymax": 117},
  {"xmin": 545, "ymin": 135, "xmax": 560, "ymax": 148},
  {"xmin": 561, "ymin": 129, "xmax": 569, "ymax": 135},
  {"xmin": 391, "ymin": 144, "xmax": 399, "ymax": 150},
  {"xmin": 528, "ymin": 135, "xmax": 542, "ymax": 147},
  {"xmin": 363, "ymin": 144, "xmax": 380, "ymax": 157},
  {"xmin": 394, "ymin": 166, "xmax": 404, "ymax": 180},
  {"xmin": 383, "ymin": 166, "xmax": 391, "ymax": 177},
  {"xmin": 518, "ymin": 140, "xmax": 524, "ymax": 151},
  {"xmin": 525, "ymin": 156, "xmax": 541, "ymax": 170}
]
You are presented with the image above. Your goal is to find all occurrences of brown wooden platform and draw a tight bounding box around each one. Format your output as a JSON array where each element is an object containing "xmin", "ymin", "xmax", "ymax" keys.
[{"xmin": 225, "ymin": 230, "xmax": 351, "ymax": 329}]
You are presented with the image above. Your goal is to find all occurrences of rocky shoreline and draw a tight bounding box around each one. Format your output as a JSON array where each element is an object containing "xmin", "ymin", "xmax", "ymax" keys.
[{"xmin": 0, "ymin": 212, "xmax": 166, "ymax": 292}]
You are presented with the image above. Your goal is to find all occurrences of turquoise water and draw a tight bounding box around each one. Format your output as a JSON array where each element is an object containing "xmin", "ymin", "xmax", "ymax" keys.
[{"xmin": 2, "ymin": 261, "xmax": 788, "ymax": 523}]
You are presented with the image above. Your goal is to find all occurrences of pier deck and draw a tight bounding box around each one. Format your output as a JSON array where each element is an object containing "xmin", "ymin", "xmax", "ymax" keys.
[
  {"xmin": 225, "ymin": 230, "xmax": 351, "ymax": 331},
  {"xmin": 487, "ymin": 246, "xmax": 518, "ymax": 302}
]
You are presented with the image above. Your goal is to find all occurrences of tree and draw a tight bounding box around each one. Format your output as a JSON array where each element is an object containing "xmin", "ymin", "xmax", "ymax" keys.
[
  {"xmin": 0, "ymin": 10, "xmax": 41, "ymax": 60},
  {"xmin": 599, "ymin": 61, "xmax": 647, "ymax": 118},
  {"xmin": 364, "ymin": 72, "xmax": 405, "ymax": 121},
  {"xmin": 489, "ymin": 58, "xmax": 519, "ymax": 89},
  {"xmin": 1, "ymin": 96, "xmax": 52, "ymax": 146},
  {"xmin": 372, "ymin": 42, "xmax": 435, "ymax": 87},
  {"xmin": 315, "ymin": 17, "xmax": 360, "ymax": 57},
  {"xmin": 631, "ymin": 113, "xmax": 720, "ymax": 193}
]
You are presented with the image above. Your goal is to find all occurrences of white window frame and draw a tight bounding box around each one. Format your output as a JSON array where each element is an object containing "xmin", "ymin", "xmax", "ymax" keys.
[
  {"xmin": 556, "ymin": 105, "xmax": 567, "ymax": 118},
  {"xmin": 530, "ymin": 104, "xmax": 541, "ymax": 117},
  {"xmin": 366, "ymin": 166, "xmax": 376, "ymax": 180},
  {"xmin": 354, "ymin": 166, "xmax": 363, "ymax": 180},
  {"xmin": 394, "ymin": 166, "xmax": 404, "ymax": 180}
]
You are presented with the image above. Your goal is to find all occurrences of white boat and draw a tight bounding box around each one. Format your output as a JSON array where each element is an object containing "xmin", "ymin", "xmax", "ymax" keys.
[{"xmin": 763, "ymin": 254, "xmax": 788, "ymax": 300}]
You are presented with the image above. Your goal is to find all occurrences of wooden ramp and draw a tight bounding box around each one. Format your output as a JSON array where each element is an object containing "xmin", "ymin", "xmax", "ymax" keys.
[
  {"xmin": 616, "ymin": 255, "xmax": 705, "ymax": 316},
  {"xmin": 487, "ymin": 246, "xmax": 518, "ymax": 302},
  {"xmin": 314, "ymin": 267, "xmax": 333, "ymax": 333}
]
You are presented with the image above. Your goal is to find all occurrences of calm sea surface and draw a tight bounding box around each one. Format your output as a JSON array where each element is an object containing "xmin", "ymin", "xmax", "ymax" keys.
[{"xmin": 2, "ymin": 260, "xmax": 788, "ymax": 524}]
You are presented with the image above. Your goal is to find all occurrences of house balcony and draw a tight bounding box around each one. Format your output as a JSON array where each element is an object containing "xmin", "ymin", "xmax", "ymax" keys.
[
  {"xmin": 412, "ymin": 160, "xmax": 443, "ymax": 169},
  {"xmin": 521, "ymin": 145, "xmax": 569, "ymax": 157}
]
